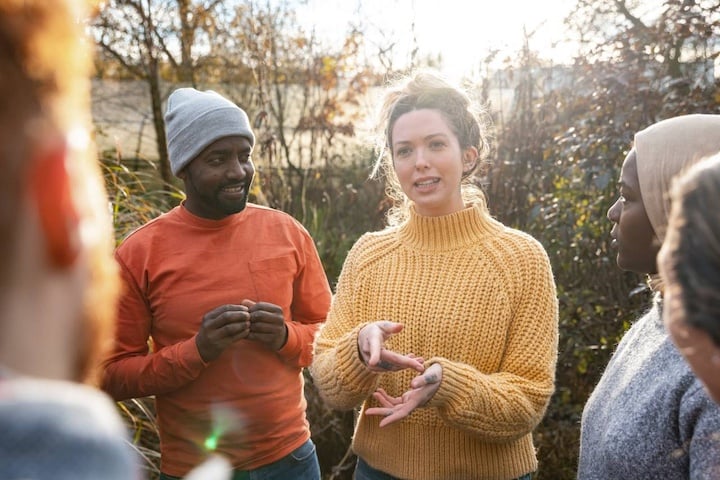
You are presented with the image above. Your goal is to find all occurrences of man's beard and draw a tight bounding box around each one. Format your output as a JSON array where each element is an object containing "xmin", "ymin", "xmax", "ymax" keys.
[
  {"xmin": 186, "ymin": 171, "xmax": 254, "ymax": 218},
  {"xmin": 215, "ymin": 181, "xmax": 251, "ymax": 215}
]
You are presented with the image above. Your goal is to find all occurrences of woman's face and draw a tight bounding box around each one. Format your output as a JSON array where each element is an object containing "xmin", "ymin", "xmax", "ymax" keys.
[
  {"xmin": 607, "ymin": 149, "xmax": 661, "ymax": 274},
  {"xmin": 391, "ymin": 108, "xmax": 476, "ymax": 217}
]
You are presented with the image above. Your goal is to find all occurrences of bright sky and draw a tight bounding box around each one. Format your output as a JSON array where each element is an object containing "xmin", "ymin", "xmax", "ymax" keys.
[{"xmin": 295, "ymin": 0, "xmax": 579, "ymax": 81}]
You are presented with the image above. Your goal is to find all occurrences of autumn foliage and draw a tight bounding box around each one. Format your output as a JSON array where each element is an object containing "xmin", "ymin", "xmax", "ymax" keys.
[{"xmin": 95, "ymin": 1, "xmax": 720, "ymax": 478}]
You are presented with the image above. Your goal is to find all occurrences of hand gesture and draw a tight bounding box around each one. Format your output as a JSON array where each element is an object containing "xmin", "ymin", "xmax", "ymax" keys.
[
  {"xmin": 364, "ymin": 362, "xmax": 443, "ymax": 427},
  {"xmin": 357, "ymin": 321, "xmax": 424, "ymax": 373},
  {"xmin": 242, "ymin": 299, "xmax": 288, "ymax": 351},
  {"xmin": 195, "ymin": 304, "xmax": 251, "ymax": 362}
]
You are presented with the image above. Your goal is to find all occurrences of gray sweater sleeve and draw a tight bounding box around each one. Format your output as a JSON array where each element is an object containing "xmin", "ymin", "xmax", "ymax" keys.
[
  {"xmin": 679, "ymin": 381, "xmax": 720, "ymax": 479},
  {"xmin": 0, "ymin": 378, "xmax": 140, "ymax": 480},
  {"xmin": 578, "ymin": 304, "xmax": 720, "ymax": 480}
]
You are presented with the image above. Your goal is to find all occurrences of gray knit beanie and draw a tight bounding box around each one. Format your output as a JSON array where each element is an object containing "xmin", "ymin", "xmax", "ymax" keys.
[{"xmin": 164, "ymin": 88, "xmax": 256, "ymax": 176}]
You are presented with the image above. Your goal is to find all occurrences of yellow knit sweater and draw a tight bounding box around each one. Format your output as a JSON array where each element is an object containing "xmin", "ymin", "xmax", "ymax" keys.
[{"xmin": 310, "ymin": 204, "xmax": 558, "ymax": 480}]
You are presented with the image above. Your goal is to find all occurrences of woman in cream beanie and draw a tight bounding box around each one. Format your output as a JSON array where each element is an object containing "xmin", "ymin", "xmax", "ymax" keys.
[{"xmin": 578, "ymin": 114, "xmax": 720, "ymax": 480}]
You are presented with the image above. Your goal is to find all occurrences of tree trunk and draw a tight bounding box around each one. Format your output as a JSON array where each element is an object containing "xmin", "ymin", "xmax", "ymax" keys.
[
  {"xmin": 177, "ymin": 0, "xmax": 195, "ymax": 84},
  {"xmin": 148, "ymin": 62, "xmax": 171, "ymax": 184}
]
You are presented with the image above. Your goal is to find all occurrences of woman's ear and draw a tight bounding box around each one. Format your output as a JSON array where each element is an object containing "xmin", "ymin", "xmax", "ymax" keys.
[
  {"xmin": 27, "ymin": 140, "xmax": 80, "ymax": 269},
  {"xmin": 462, "ymin": 146, "xmax": 479, "ymax": 174}
]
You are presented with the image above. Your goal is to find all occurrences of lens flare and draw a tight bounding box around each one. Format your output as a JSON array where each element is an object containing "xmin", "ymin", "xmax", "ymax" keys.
[{"xmin": 204, "ymin": 433, "xmax": 219, "ymax": 451}]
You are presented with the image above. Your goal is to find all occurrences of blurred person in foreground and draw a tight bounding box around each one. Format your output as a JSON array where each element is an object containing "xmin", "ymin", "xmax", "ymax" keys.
[
  {"xmin": 659, "ymin": 152, "xmax": 720, "ymax": 404},
  {"xmin": 101, "ymin": 87, "xmax": 332, "ymax": 479},
  {"xmin": 0, "ymin": 0, "xmax": 139, "ymax": 478},
  {"xmin": 310, "ymin": 70, "xmax": 559, "ymax": 480},
  {"xmin": 577, "ymin": 114, "xmax": 720, "ymax": 480}
]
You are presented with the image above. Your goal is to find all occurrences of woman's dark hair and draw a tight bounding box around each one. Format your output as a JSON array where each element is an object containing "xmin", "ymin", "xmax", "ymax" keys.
[{"xmin": 662, "ymin": 153, "xmax": 720, "ymax": 346}]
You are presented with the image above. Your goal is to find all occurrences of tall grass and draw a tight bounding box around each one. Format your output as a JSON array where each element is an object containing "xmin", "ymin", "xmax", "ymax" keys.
[
  {"xmin": 102, "ymin": 150, "xmax": 180, "ymax": 479},
  {"xmin": 101, "ymin": 150, "xmax": 184, "ymax": 244}
]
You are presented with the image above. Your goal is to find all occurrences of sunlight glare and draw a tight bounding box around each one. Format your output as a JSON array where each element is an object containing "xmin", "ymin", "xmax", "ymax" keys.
[{"xmin": 296, "ymin": 0, "xmax": 577, "ymax": 81}]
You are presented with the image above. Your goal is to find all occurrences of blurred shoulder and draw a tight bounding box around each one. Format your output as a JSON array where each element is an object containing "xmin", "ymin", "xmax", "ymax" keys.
[
  {"xmin": 0, "ymin": 378, "xmax": 139, "ymax": 479},
  {"xmin": 0, "ymin": 377, "xmax": 127, "ymax": 434}
]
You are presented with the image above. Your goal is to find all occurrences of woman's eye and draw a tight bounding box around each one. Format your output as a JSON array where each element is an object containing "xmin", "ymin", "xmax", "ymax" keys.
[
  {"xmin": 395, "ymin": 147, "xmax": 411, "ymax": 157},
  {"xmin": 430, "ymin": 141, "xmax": 445, "ymax": 149}
]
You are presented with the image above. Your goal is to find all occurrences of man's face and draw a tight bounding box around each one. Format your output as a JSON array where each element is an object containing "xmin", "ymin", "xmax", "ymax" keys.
[{"xmin": 179, "ymin": 135, "xmax": 255, "ymax": 220}]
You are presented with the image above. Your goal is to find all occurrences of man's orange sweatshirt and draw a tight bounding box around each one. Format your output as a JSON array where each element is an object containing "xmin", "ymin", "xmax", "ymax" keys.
[{"xmin": 102, "ymin": 204, "xmax": 331, "ymax": 477}]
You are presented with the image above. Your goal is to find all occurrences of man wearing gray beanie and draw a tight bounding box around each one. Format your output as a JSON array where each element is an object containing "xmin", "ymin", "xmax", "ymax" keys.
[{"xmin": 102, "ymin": 88, "xmax": 331, "ymax": 480}]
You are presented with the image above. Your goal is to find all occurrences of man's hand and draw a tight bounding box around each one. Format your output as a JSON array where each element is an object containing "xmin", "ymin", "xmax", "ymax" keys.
[
  {"xmin": 195, "ymin": 304, "xmax": 251, "ymax": 362},
  {"xmin": 357, "ymin": 321, "xmax": 425, "ymax": 373},
  {"xmin": 364, "ymin": 363, "xmax": 443, "ymax": 427},
  {"xmin": 242, "ymin": 299, "xmax": 288, "ymax": 351}
]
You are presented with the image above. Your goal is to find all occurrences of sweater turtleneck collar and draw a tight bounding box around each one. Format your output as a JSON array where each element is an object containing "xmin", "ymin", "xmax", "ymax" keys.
[
  {"xmin": 397, "ymin": 203, "xmax": 503, "ymax": 252},
  {"xmin": 177, "ymin": 201, "xmax": 246, "ymax": 229}
]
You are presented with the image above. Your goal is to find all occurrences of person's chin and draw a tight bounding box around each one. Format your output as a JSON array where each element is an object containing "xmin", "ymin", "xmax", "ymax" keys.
[
  {"xmin": 615, "ymin": 251, "xmax": 641, "ymax": 274},
  {"xmin": 221, "ymin": 197, "xmax": 248, "ymax": 215},
  {"xmin": 616, "ymin": 259, "xmax": 641, "ymax": 274},
  {"xmin": 615, "ymin": 253, "xmax": 629, "ymax": 271}
]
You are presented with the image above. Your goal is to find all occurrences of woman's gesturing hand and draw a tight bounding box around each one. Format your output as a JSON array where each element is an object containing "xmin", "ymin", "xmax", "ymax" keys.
[
  {"xmin": 364, "ymin": 363, "xmax": 443, "ymax": 427},
  {"xmin": 357, "ymin": 321, "xmax": 425, "ymax": 373}
]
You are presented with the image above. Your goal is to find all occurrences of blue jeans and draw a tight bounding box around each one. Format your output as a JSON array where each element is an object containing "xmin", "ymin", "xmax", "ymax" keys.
[
  {"xmin": 354, "ymin": 456, "xmax": 533, "ymax": 480},
  {"xmin": 160, "ymin": 439, "xmax": 320, "ymax": 480},
  {"xmin": 354, "ymin": 457, "xmax": 400, "ymax": 480}
]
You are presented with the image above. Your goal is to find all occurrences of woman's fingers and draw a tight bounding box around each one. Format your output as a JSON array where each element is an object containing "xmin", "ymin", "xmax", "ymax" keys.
[
  {"xmin": 358, "ymin": 321, "xmax": 426, "ymax": 373},
  {"xmin": 410, "ymin": 363, "xmax": 442, "ymax": 388},
  {"xmin": 368, "ymin": 349, "xmax": 423, "ymax": 372},
  {"xmin": 365, "ymin": 394, "xmax": 419, "ymax": 427},
  {"xmin": 365, "ymin": 365, "xmax": 444, "ymax": 426},
  {"xmin": 372, "ymin": 388, "xmax": 401, "ymax": 407},
  {"xmin": 382, "ymin": 350, "xmax": 425, "ymax": 372}
]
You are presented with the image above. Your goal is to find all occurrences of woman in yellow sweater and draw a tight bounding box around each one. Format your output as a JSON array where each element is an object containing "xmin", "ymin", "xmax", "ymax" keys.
[{"xmin": 309, "ymin": 70, "xmax": 559, "ymax": 480}]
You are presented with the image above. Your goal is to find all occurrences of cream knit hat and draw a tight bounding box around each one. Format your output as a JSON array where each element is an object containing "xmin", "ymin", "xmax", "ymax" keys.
[{"xmin": 635, "ymin": 114, "xmax": 720, "ymax": 243}]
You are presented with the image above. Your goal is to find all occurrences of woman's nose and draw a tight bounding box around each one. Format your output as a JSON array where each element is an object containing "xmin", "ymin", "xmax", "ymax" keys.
[
  {"xmin": 607, "ymin": 198, "xmax": 620, "ymax": 222},
  {"xmin": 415, "ymin": 149, "xmax": 430, "ymax": 169}
]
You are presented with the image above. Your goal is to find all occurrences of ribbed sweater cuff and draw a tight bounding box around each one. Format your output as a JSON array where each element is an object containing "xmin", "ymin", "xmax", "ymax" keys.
[
  {"xmin": 425, "ymin": 356, "xmax": 475, "ymax": 409},
  {"xmin": 336, "ymin": 323, "xmax": 381, "ymax": 393}
]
